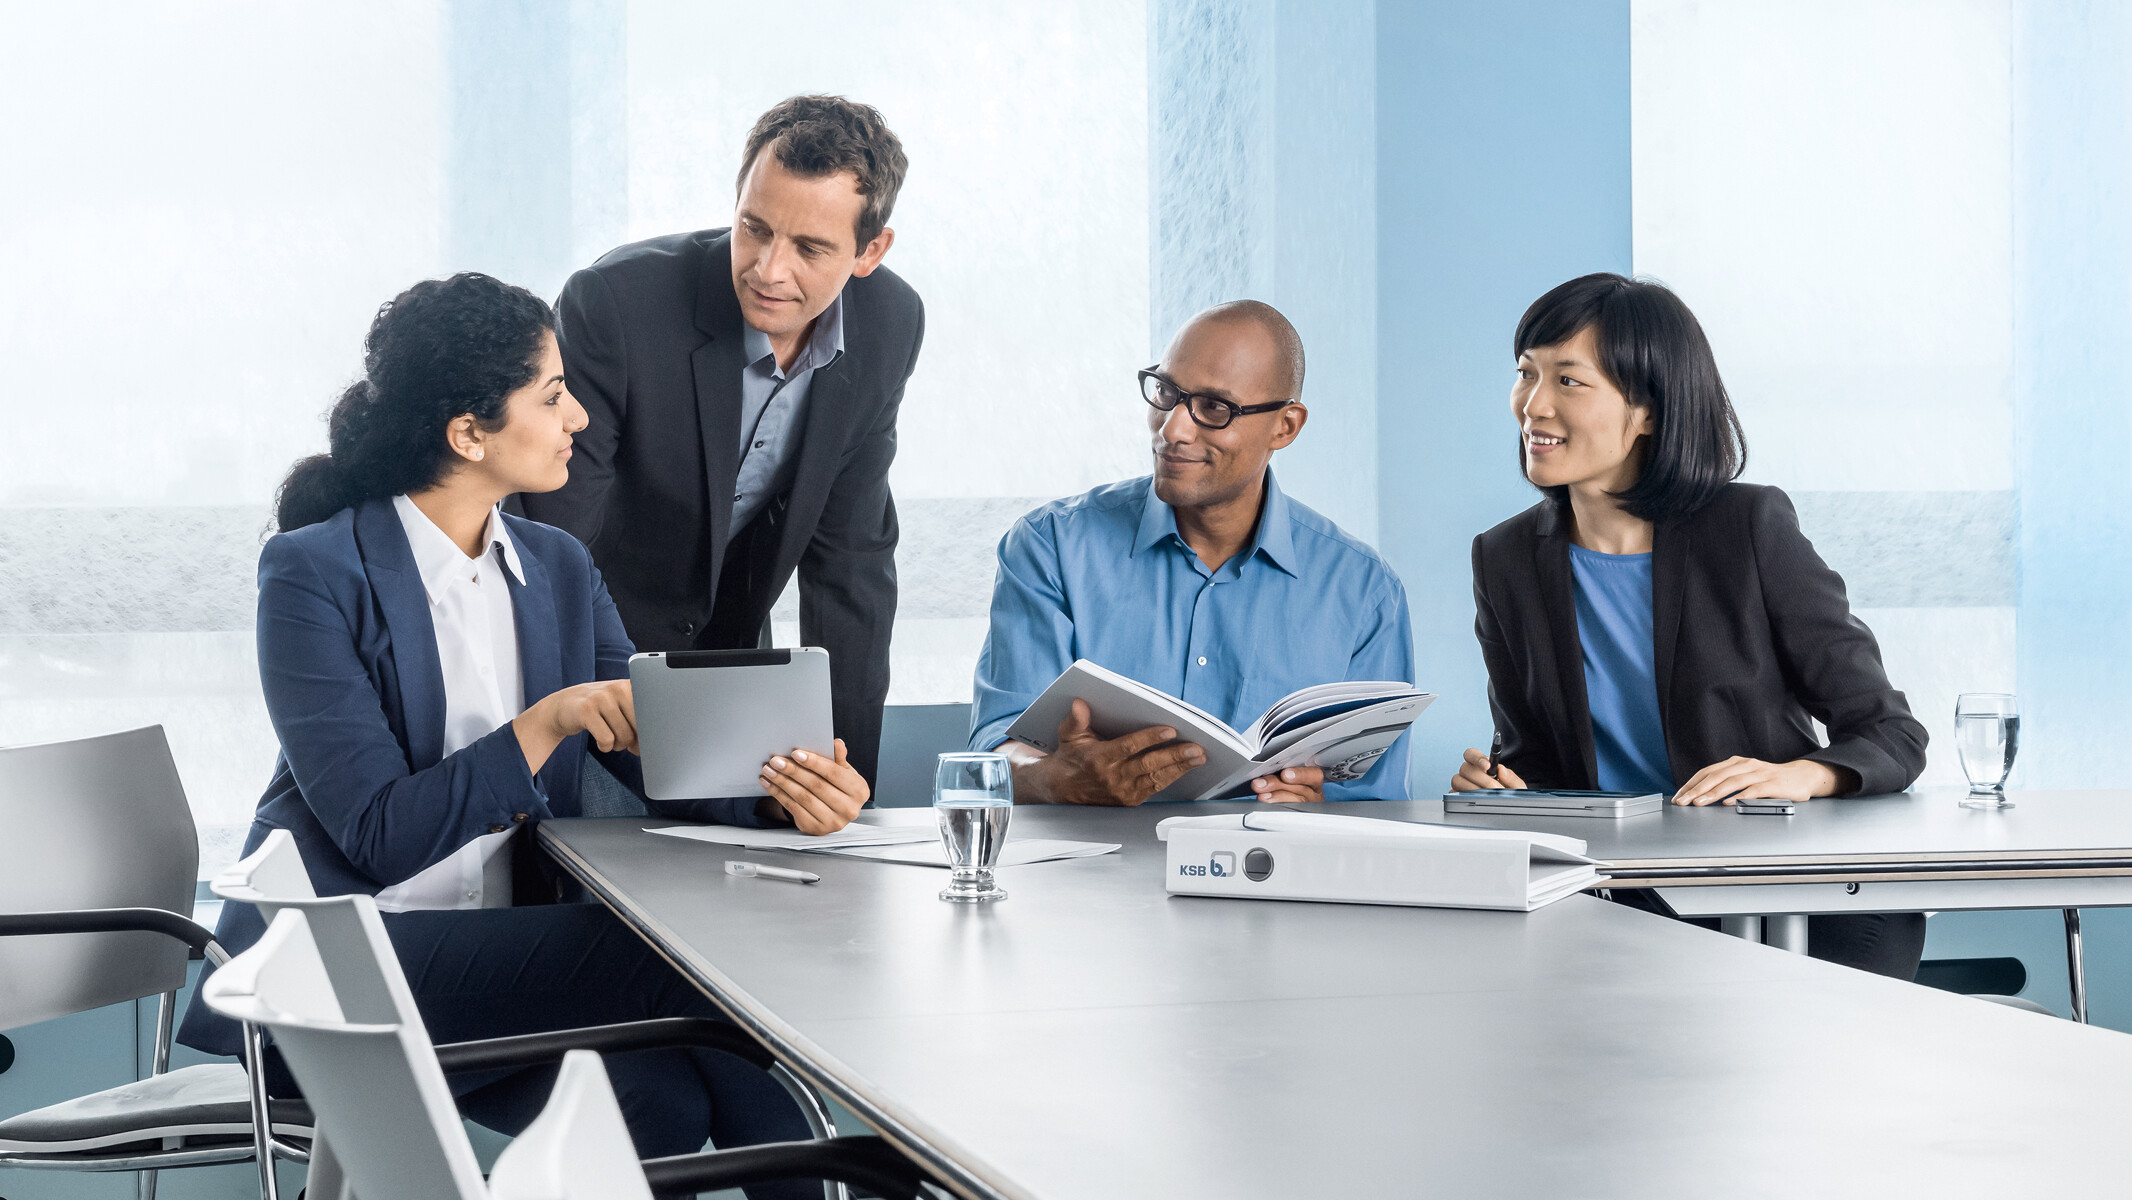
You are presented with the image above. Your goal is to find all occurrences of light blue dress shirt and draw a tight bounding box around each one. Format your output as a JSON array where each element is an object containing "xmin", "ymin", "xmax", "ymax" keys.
[
  {"xmin": 970, "ymin": 473, "xmax": 1416, "ymax": 801},
  {"xmin": 1568, "ymin": 544, "xmax": 1673, "ymax": 794},
  {"xmin": 732, "ymin": 292, "xmax": 845, "ymax": 532}
]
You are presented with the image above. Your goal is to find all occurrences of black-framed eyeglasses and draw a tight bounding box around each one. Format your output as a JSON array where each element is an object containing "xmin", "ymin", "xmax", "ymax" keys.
[{"xmin": 1139, "ymin": 367, "xmax": 1294, "ymax": 430}]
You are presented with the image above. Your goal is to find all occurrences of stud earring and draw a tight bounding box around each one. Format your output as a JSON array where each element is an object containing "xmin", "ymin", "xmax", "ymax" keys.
[{"xmin": 472, "ymin": 450, "xmax": 483, "ymax": 460}]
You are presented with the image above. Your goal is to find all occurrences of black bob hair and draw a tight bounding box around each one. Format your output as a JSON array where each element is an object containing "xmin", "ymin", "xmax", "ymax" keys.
[
  {"xmin": 1514, "ymin": 273, "xmax": 1746, "ymax": 523},
  {"xmin": 275, "ymin": 273, "xmax": 555, "ymax": 532}
]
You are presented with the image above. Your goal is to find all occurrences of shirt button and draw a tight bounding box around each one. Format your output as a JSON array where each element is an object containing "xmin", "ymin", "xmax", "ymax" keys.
[
  {"xmin": 479, "ymin": 664, "xmax": 493, "ymax": 676},
  {"xmin": 1198, "ymin": 656, "xmax": 1208, "ymax": 666},
  {"xmin": 679, "ymin": 621, "xmax": 696, "ymax": 636},
  {"xmin": 512, "ymin": 812, "xmax": 530, "ymax": 823},
  {"xmin": 734, "ymin": 493, "xmax": 743, "ymax": 503},
  {"xmin": 754, "ymin": 440, "xmax": 765, "ymax": 449},
  {"xmin": 465, "ymin": 891, "xmax": 479, "ymax": 902},
  {"xmin": 489, "ymin": 824, "xmax": 507, "ymax": 834}
]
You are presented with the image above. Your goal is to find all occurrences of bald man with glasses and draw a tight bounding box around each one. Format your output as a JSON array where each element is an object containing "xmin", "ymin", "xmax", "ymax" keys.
[{"xmin": 970, "ymin": 301, "xmax": 1416, "ymax": 807}]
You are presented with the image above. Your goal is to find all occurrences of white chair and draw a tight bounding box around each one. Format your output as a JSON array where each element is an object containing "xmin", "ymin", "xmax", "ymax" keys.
[
  {"xmin": 203, "ymin": 900, "xmax": 929, "ymax": 1200},
  {"xmin": 216, "ymin": 829, "xmax": 863, "ymax": 1200},
  {"xmin": 0, "ymin": 726, "xmax": 306, "ymax": 1200}
]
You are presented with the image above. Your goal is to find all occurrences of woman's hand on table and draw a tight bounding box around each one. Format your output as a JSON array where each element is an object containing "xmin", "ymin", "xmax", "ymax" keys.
[
  {"xmin": 1449, "ymin": 747, "xmax": 1528, "ymax": 792},
  {"xmin": 1671, "ymin": 757, "xmax": 1848, "ymax": 806},
  {"xmin": 759, "ymin": 738, "xmax": 870, "ymax": 835}
]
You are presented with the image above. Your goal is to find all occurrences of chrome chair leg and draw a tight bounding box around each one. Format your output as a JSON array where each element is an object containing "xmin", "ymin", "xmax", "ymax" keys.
[
  {"xmin": 770, "ymin": 1061, "xmax": 850, "ymax": 1200},
  {"xmin": 244, "ymin": 1021, "xmax": 283, "ymax": 1200},
  {"xmin": 2064, "ymin": 908, "xmax": 2088, "ymax": 1023},
  {"xmin": 138, "ymin": 988, "xmax": 178, "ymax": 1200}
]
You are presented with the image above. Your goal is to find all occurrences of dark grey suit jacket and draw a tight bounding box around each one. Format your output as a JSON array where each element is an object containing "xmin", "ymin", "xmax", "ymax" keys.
[
  {"xmin": 1470, "ymin": 483, "xmax": 1928, "ymax": 796},
  {"xmin": 518, "ymin": 229, "xmax": 925, "ymax": 786}
]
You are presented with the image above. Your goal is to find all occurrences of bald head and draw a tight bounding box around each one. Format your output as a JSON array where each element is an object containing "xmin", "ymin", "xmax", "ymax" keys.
[{"xmin": 1178, "ymin": 300, "xmax": 1305, "ymax": 401}]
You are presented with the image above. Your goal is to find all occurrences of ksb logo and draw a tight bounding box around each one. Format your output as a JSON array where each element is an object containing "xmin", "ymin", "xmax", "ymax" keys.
[{"xmin": 1177, "ymin": 851, "xmax": 1238, "ymax": 878}]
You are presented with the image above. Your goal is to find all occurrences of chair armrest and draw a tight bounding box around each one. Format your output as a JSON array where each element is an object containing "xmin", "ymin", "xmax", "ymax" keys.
[
  {"xmin": 0, "ymin": 907, "xmax": 220, "ymax": 962},
  {"xmin": 639, "ymin": 1135, "xmax": 927, "ymax": 1200},
  {"xmin": 431, "ymin": 1017, "xmax": 774, "ymax": 1075}
]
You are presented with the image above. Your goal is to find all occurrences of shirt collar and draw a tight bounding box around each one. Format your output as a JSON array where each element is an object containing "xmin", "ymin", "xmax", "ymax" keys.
[
  {"xmin": 740, "ymin": 289, "xmax": 847, "ymax": 379},
  {"xmin": 1130, "ymin": 469, "xmax": 1300, "ymax": 578},
  {"xmin": 391, "ymin": 494, "xmax": 525, "ymax": 599}
]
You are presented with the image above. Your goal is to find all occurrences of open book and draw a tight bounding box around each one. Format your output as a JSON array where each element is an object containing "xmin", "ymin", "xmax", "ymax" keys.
[
  {"xmin": 1002, "ymin": 660, "xmax": 1434, "ymax": 802},
  {"xmin": 1157, "ymin": 810, "xmax": 1603, "ymax": 911}
]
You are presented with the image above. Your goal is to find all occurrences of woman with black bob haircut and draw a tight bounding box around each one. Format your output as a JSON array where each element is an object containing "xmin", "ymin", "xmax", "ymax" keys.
[
  {"xmin": 178, "ymin": 272, "xmax": 864, "ymax": 1197},
  {"xmin": 1450, "ymin": 272, "xmax": 1930, "ymax": 979}
]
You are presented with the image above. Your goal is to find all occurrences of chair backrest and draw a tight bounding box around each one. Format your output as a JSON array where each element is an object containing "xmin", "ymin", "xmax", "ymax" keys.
[
  {"xmin": 201, "ymin": 902, "xmax": 489, "ymax": 1199},
  {"xmin": 0, "ymin": 726, "xmax": 199, "ymax": 1031},
  {"xmin": 211, "ymin": 829, "xmax": 402, "ymax": 1024},
  {"xmin": 487, "ymin": 1050, "xmax": 656, "ymax": 1200}
]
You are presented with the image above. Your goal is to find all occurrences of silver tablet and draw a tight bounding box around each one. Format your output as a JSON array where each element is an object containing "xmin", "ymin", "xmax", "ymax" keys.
[
  {"xmin": 629, "ymin": 648, "xmax": 835, "ymax": 801},
  {"xmin": 1441, "ymin": 789, "xmax": 1665, "ymax": 819}
]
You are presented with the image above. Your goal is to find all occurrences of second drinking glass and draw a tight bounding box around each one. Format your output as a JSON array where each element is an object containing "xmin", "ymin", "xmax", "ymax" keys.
[{"xmin": 934, "ymin": 752, "xmax": 1012, "ymax": 901}]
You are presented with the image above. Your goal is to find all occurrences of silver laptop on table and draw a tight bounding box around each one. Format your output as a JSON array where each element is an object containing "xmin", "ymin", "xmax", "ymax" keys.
[{"xmin": 1441, "ymin": 789, "xmax": 1665, "ymax": 819}]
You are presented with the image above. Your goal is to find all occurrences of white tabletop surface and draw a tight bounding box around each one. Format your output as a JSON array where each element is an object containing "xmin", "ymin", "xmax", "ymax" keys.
[{"xmin": 541, "ymin": 802, "xmax": 2132, "ymax": 1199}]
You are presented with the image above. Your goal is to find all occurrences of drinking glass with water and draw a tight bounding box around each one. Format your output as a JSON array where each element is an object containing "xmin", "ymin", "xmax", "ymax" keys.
[
  {"xmin": 1956, "ymin": 692, "xmax": 2019, "ymax": 809},
  {"xmin": 935, "ymin": 752, "xmax": 1012, "ymax": 902}
]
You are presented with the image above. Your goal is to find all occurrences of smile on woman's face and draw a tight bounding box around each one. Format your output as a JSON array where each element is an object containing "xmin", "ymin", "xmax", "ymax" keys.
[
  {"xmin": 479, "ymin": 332, "xmax": 586, "ymax": 496},
  {"xmin": 1511, "ymin": 324, "xmax": 1652, "ymax": 496}
]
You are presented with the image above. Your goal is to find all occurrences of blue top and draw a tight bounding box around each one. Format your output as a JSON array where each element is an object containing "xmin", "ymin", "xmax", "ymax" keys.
[
  {"xmin": 1568, "ymin": 544, "xmax": 1673, "ymax": 794},
  {"xmin": 970, "ymin": 473, "xmax": 1416, "ymax": 801}
]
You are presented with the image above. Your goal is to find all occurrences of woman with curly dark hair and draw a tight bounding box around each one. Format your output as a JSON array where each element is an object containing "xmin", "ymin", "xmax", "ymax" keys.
[{"xmin": 177, "ymin": 273, "xmax": 860, "ymax": 1196}]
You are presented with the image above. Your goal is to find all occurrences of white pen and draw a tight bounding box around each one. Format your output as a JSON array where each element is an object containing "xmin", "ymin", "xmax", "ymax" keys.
[{"xmin": 725, "ymin": 860, "xmax": 821, "ymax": 885}]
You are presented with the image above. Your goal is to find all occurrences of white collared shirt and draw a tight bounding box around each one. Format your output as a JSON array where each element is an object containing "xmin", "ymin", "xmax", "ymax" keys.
[{"xmin": 374, "ymin": 495, "xmax": 528, "ymax": 913}]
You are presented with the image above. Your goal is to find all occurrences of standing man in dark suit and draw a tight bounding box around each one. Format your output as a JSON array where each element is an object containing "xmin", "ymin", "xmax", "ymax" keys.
[{"xmin": 519, "ymin": 95, "xmax": 923, "ymax": 787}]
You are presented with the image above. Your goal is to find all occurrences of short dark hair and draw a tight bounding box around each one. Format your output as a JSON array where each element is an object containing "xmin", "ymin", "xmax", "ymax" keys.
[
  {"xmin": 1513, "ymin": 273, "xmax": 1747, "ymax": 523},
  {"xmin": 738, "ymin": 95, "xmax": 908, "ymax": 250},
  {"xmin": 274, "ymin": 273, "xmax": 554, "ymax": 531},
  {"xmin": 1201, "ymin": 300, "xmax": 1306, "ymax": 399}
]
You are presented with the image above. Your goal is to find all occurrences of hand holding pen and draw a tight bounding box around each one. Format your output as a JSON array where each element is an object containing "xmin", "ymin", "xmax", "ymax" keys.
[{"xmin": 1449, "ymin": 733, "xmax": 1529, "ymax": 792}]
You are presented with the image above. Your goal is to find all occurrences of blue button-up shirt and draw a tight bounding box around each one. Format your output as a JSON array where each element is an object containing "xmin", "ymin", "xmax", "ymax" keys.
[
  {"xmin": 970, "ymin": 473, "xmax": 1416, "ymax": 801},
  {"xmin": 733, "ymin": 292, "xmax": 845, "ymax": 532}
]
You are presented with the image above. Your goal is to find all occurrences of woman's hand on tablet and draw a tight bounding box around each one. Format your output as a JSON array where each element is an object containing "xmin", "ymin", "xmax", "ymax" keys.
[
  {"xmin": 760, "ymin": 738, "xmax": 870, "ymax": 835},
  {"xmin": 515, "ymin": 680, "xmax": 638, "ymax": 774}
]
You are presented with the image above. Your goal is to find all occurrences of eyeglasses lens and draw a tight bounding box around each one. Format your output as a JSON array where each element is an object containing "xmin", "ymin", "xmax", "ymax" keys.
[{"xmin": 1141, "ymin": 375, "xmax": 1233, "ymax": 429}]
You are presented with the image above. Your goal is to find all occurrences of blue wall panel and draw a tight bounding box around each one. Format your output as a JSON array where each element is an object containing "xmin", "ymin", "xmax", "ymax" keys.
[{"xmin": 1375, "ymin": 0, "xmax": 1633, "ymax": 786}]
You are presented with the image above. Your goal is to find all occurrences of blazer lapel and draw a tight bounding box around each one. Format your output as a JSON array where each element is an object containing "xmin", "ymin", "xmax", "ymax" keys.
[
  {"xmin": 1651, "ymin": 518, "xmax": 1689, "ymax": 745},
  {"xmin": 353, "ymin": 499, "xmax": 445, "ymax": 770},
  {"xmin": 692, "ymin": 235, "xmax": 747, "ymax": 577},
  {"xmin": 772, "ymin": 357, "xmax": 858, "ymax": 579},
  {"xmin": 509, "ymin": 547, "xmax": 562, "ymax": 712},
  {"xmin": 1532, "ymin": 502, "xmax": 1597, "ymax": 787}
]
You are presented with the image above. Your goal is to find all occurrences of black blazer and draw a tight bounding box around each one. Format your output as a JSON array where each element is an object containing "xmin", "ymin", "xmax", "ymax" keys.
[
  {"xmin": 1471, "ymin": 483, "xmax": 1927, "ymax": 796},
  {"xmin": 518, "ymin": 229, "xmax": 925, "ymax": 784}
]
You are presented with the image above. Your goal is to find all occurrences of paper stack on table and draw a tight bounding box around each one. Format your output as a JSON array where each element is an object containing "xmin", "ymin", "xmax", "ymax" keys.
[
  {"xmin": 646, "ymin": 822, "xmax": 1120, "ymax": 868},
  {"xmin": 645, "ymin": 822, "xmax": 934, "ymax": 851}
]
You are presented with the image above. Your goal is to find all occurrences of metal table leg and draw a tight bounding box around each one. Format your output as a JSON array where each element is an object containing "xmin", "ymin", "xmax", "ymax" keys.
[
  {"xmin": 1720, "ymin": 915, "xmax": 1763, "ymax": 942},
  {"xmin": 1764, "ymin": 914, "xmax": 1809, "ymax": 954},
  {"xmin": 2064, "ymin": 908, "xmax": 2088, "ymax": 1023}
]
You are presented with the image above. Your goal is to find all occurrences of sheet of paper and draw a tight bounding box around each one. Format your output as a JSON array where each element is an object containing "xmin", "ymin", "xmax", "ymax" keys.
[
  {"xmin": 644, "ymin": 822, "xmax": 936, "ymax": 851},
  {"xmin": 801, "ymin": 838, "xmax": 1122, "ymax": 868}
]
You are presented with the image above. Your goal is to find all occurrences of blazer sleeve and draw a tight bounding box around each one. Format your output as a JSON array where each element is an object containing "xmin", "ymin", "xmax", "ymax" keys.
[
  {"xmin": 798, "ymin": 301, "xmax": 923, "ymax": 788},
  {"xmin": 587, "ymin": 555, "xmax": 769, "ymax": 827},
  {"xmin": 1750, "ymin": 488, "xmax": 1929, "ymax": 794},
  {"xmin": 257, "ymin": 536, "xmax": 550, "ymax": 888},
  {"xmin": 1471, "ymin": 533, "xmax": 1568, "ymax": 789},
  {"xmin": 519, "ymin": 267, "xmax": 628, "ymax": 542}
]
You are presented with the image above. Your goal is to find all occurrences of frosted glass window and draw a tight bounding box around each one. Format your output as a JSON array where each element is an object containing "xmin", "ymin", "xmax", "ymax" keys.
[
  {"xmin": 1631, "ymin": 0, "xmax": 2015, "ymax": 788},
  {"xmin": 0, "ymin": 1, "xmax": 1147, "ymax": 875}
]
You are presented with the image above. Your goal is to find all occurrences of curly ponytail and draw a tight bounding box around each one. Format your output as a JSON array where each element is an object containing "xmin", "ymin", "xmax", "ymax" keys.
[{"xmin": 274, "ymin": 273, "xmax": 555, "ymax": 532}]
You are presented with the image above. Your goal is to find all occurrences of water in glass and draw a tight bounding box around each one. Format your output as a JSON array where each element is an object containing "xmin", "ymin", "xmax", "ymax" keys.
[
  {"xmin": 1956, "ymin": 693, "xmax": 2018, "ymax": 809},
  {"xmin": 934, "ymin": 753, "xmax": 1012, "ymax": 901}
]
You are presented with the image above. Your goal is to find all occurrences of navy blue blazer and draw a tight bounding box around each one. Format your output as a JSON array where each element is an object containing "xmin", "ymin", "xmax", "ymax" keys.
[{"xmin": 179, "ymin": 497, "xmax": 765, "ymax": 1056}]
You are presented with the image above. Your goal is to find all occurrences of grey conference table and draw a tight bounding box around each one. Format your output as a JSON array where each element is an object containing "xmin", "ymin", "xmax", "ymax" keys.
[
  {"xmin": 1422, "ymin": 789, "xmax": 2132, "ymax": 1019},
  {"xmin": 539, "ymin": 803, "xmax": 2132, "ymax": 1199}
]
